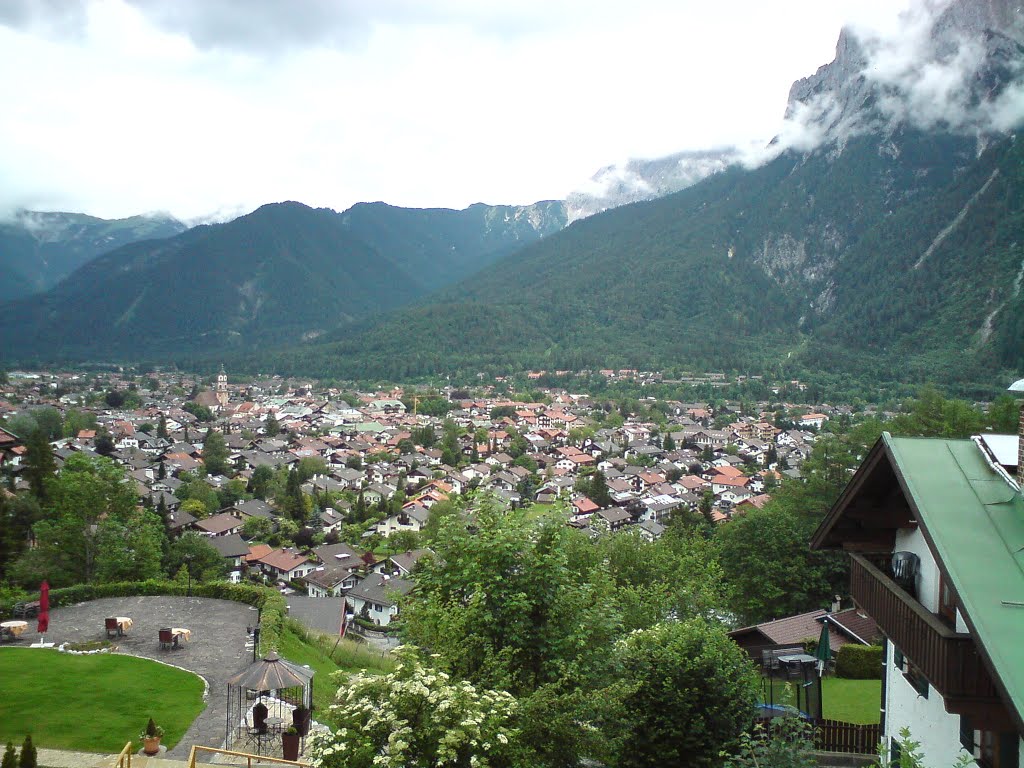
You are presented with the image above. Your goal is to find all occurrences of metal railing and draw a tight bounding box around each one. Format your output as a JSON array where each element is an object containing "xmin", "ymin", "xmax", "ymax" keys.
[
  {"xmin": 114, "ymin": 742, "xmax": 132, "ymax": 768},
  {"xmin": 186, "ymin": 745, "xmax": 310, "ymax": 768}
]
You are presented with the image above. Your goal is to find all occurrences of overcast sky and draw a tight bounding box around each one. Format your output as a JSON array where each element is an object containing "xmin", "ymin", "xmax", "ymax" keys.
[{"xmin": 0, "ymin": 0, "xmax": 914, "ymax": 221}]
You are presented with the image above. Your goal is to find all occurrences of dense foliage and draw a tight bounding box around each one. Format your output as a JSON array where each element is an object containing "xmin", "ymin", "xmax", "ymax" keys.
[{"xmin": 310, "ymin": 646, "xmax": 519, "ymax": 768}]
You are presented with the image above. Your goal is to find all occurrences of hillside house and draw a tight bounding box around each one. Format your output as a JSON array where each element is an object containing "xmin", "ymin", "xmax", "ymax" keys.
[{"xmin": 811, "ymin": 429, "xmax": 1024, "ymax": 767}]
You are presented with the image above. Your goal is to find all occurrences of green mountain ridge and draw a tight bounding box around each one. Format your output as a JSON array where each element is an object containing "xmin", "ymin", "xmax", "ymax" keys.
[
  {"xmin": 0, "ymin": 211, "xmax": 187, "ymax": 302},
  {"xmin": 0, "ymin": 199, "xmax": 567, "ymax": 359},
  {"xmin": 233, "ymin": 129, "xmax": 1022, "ymax": 387}
]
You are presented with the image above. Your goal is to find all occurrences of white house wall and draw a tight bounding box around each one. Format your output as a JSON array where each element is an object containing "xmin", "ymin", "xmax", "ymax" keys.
[
  {"xmin": 885, "ymin": 642, "xmax": 973, "ymax": 765},
  {"xmin": 893, "ymin": 527, "xmax": 940, "ymax": 614}
]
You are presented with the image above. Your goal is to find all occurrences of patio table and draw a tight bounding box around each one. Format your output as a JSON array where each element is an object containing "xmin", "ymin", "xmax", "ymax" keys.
[{"xmin": 0, "ymin": 620, "xmax": 28, "ymax": 641}]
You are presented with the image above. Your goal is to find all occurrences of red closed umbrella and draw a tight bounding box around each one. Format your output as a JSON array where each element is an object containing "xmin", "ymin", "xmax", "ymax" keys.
[{"xmin": 36, "ymin": 580, "xmax": 49, "ymax": 635}]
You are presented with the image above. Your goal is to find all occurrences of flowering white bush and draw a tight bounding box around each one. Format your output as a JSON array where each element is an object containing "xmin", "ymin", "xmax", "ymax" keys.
[{"xmin": 309, "ymin": 646, "xmax": 519, "ymax": 768}]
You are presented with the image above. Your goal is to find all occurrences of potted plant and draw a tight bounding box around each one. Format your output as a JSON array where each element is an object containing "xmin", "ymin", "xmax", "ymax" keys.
[
  {"xmin": 291, "ymin": 705, "xmax": 311, "ymax": 736},
  {"xmin": 140, "ymin": 718, "xmax": 164, "ymax": 755},
  {"xmin": 281, "ymin": 726, "xmax": 301, "ymax": 761}
]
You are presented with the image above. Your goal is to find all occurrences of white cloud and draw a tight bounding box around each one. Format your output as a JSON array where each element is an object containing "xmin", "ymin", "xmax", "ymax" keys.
[{"xmin": 0, "ymin": 0, "xmax": 911, "ymax": 220}]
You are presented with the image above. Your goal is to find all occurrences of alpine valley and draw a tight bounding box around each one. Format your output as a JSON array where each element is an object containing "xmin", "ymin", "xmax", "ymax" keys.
[{"xmin": 1, "ymin": 0, "xmax": 1022, "ymax": 391}]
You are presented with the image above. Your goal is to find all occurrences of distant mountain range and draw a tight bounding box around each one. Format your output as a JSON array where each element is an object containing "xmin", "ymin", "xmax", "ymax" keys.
[
  {"xmin": 235, "ymin": 0, "xmax": 1024, "ymax": 386},
  {"xmin": 0, "ymin": 200, "xmax": 565, "ymax": 358},
  {"xmin": 1, "ymin": 0, "xmax": 1021, "ymax": 389},
  {"xmin": 0, "ymin": 211, "xmax": 186, "ymax": 302}
]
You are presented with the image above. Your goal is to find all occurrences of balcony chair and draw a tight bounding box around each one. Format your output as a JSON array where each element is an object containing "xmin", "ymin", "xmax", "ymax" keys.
[
  {"xmin": 105, "ymin": 617, "xmax": 119, "ymax": 639},
  {"xmin": 891, "ymin": 551, "xmax": 920, "ymax": 598}
]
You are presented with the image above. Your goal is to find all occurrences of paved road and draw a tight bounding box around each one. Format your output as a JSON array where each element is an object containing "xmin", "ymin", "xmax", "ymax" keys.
[{"xmin": 18, "ymin": 595, "xmax": 259, "ymax": 759}]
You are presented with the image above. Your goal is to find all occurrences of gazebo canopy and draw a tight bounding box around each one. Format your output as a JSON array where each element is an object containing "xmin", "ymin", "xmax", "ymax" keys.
[{"xmin": 227, "ymin": 650, "xmax": 312, "ymax": 691}]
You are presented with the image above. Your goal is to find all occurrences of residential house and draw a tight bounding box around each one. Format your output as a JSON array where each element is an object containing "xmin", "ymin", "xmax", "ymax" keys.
[
  {"xmin": 192, "ymin": 512, "xmax": 245, "ymax": 538},
  {"xmin": 255, "ymin": 548, "xmax": 317, "ymax": 583},
  {"xmin": 347, "ymin": 573, "xmax": 414, "ymax": 627},
  {"xmin": 811, "ymin": 429, "xmax": 1024, "ymax": 767},
  {"xmin": 728, "ymin": 607, "xmax": 879, "ymax": 661},
  {"xmin": 375, "ymin": 505, "xmax": 431, "ymax": 537},
  {"xmin": 208, "ymin": 533, "xmax": 251, "ymax": 577}
]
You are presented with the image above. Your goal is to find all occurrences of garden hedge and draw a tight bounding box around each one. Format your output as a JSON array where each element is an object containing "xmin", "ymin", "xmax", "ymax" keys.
[{"xmin": 835, "ymin": 643, "xmax": 883, "ymax": 679}]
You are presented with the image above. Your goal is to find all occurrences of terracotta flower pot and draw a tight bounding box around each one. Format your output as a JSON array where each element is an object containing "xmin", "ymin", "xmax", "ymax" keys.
[{"xmin": 143, "ymin": 735, "xmax": 161, "ymax": 755}]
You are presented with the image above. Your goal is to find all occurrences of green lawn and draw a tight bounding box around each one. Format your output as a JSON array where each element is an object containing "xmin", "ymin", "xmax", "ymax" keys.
[
  {"xmin": 0, "ymin": 649, "xmax": 204, "ymax": 752},
  {"xmin": 277, "ymin": 621, "xmax": 395, "ymax": 714},
  {"xmin": 822, "ymin": 677, "xmax": 881, "ymax": 724},
  {"xmin": 522, "ymin": 502, "xmax": 556, "ymax": 520},
  {"xmin": 760, "ymin": 676, "xmax": 880, "ymax": 724}
]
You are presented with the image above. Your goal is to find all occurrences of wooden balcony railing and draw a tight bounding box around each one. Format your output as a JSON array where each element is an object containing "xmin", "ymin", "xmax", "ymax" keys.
[{"xmin": 849, "ymin": 553, "xmax": 998, "ymax": 702}]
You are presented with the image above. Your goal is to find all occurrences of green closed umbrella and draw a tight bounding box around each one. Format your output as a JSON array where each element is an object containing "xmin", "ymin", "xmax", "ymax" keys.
[{"xmin": 815, "ymin": 618, "xmax": 832, "ymax": 677}]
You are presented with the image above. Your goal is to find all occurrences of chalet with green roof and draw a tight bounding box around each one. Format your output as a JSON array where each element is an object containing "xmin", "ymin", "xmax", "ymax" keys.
[{"xmin": 812, "ymin": 427, "xmax": 1024, "ymax": 768}]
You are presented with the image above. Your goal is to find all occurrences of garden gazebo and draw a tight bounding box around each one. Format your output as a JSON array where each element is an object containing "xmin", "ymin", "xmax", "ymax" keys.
[{"xmin": 225, "ymin": 651, "xmax": 314, "ymax": 756}]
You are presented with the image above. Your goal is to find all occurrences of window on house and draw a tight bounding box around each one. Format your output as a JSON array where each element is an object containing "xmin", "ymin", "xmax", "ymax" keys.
[
  {"xmin": 939, "ymin": 573, "xmax": 958, "ymax": 626},
  {"xmin": 903, "ymin": 661, "xmax": 929, "ymax": 698},
  {"xmin": 974, "ymin": 729, "xmax": 1021, "ymax": 768}
]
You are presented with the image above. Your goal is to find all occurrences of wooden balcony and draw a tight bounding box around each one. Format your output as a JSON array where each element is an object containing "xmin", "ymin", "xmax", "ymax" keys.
[{"xmin": 849, "ymin": 553, "xmax": 1000, "ymax": 707}]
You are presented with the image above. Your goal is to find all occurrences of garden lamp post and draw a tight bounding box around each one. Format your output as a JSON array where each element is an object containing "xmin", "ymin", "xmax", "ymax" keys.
[{"xmin": 185, "ymin": 553, "xmax": 194, "ymax": 597}]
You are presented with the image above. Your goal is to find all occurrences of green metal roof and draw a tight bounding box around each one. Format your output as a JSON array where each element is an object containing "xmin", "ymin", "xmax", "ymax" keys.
[{"xmin": 884, "ymin": 433, "xmax": 1024, "ymax": 726}]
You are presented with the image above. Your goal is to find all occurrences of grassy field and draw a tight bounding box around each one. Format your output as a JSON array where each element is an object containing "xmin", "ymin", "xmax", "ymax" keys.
[
  {"xmin": 0, "ymin": 648, "xmax": 204, "ymax": 752},
  {"xmin": 277, "ymin": 621, "xmax": 396, "ymax": 714},
  {"xmin": 822, "ymin": 677, "xmax": 881, "ymax": 724},
  {"xmin": 762, "ymin": 676, "xmax": 881, "ymax": 724}
]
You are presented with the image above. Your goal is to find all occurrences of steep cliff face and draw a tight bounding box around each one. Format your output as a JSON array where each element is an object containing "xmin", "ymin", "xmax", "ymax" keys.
[
  {"xmin": 783, "ymin": 0, "xmax": 1024, "ymax": 144},
  {"xmin": 754, "ymin": 0, "xmax": 1024, "ymax": 309}
]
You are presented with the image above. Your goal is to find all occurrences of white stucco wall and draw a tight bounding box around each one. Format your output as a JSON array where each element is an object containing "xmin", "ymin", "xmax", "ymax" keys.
[
  {"xmin": 893, "ymin": 527, "xmax": 939, "ymax": 613},
  {"xmin": 885, "ymin": 641, "xmax": 973, "ymax": 765}
]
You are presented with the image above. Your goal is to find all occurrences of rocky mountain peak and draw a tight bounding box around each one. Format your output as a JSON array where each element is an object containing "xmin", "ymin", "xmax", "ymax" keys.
[{"xmin": 783, "ymin": 0, "xmax": 1024, "ymax": 149}]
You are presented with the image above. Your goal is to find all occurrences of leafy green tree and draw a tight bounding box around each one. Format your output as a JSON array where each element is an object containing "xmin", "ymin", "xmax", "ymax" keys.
[
  {"xmin": 615, "ymin": 619, "xmax": 758, "ymax": 768},
  {"xmin": 402, "ymin": 499, "xmax": 620, "ymax": 696},
  {"xmin": 247, "ymin": 464, "xmax": 275, "ymax": 499},
  {"xmin": 296, "ymin": 456, "xmax": 328, "ymax": 483},
  {"xmin": 216, "ymin": 478, "xmax": 248, "ymax": 509},
  {"xmin": 263, "ymin": 413, "xmax": 280, "ymax": 437},
  {"xmin": 0, "ymin": 494, "xmax": 39, "ymax": 579},
  {"xmin": 104, "ymin": 390, "xmax": 126, "ymax": 408},
  {"xmin": 63, "ymin": 408, "xmax": 97, "ymax": 439},
  {"xmin": 411, "ymin": 425, "xmax": 436, "ymax": 447},
  {"xmin": 202, "ymin": 428, "xmax": 230, "ymax": 476},
  {"xmin": 165, "ymin": 532, "xmax": 227, "ymax": 582},
  {"xmin": 95, "ymin": 506, "xmax": 166, "ymax": 582},
  {"xmin": 179, "ymin": 498, "xmax": 209, "ymax": 520},
  {"xmin": 157, "ymin": 414, "xmax": 169, "ymax": 439},
  {"xmin": 716, "ymin": 503, "xmax": 844, "ymax": 625},
  {"xmin": 177, "ymin": 475, "xmax": 219, "ymax": 515},
  {"xmin": 440, "ymin": 419, "xmax": 461, "ymax": 467},
  {"xmin": 242, "ymin": 515, "xmax": 274, "ymax": 542},
  {"xmin": 1, "ymin": 742, "xmax": 15, "ymax": 768},
  {"xmin": 309, "ymin": 646, "xmax": 519, "ymax": 768},
  {"xmin": 698, "ymin": 489, "xmax": 716, "ymax": 528},
  {"xmin": 15, "ymin": 455, "xmax": 140, "ymax": 586},
  {"xmin": 94, "ymin": 429, "xmax": 115, "ymax": 456},
  {"xmin": 23, "ymin": 430, "xmax": 56, "ymax": 502},
  {"xmin": 987, "ymin": 394, "xmax": 1020, "ymax": 434},
  {"xmin": 182, "ymin": 401, "xmax": 214, "ymax": 422}
]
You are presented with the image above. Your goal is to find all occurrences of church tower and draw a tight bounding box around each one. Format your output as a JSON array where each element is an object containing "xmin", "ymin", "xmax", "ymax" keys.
[{"xmin": 216, "ymin": 365, "xmax": 229, "ymax": 408}]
